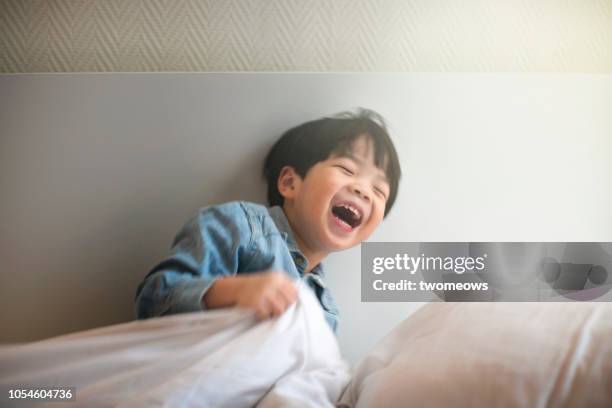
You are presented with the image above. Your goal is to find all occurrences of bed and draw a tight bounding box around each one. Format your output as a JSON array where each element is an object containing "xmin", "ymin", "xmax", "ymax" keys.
[{"xmin": 1, "ymin": 287, "xmax": 611, "ymax": 407}]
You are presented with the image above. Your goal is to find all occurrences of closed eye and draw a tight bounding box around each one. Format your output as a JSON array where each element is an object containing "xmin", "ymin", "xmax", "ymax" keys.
[
  {"xmin": 374, "ymin": 187, "xmax": 388, "ymax": 200},
  {"xmin": 335, "ymin": 165, "xmax": 354, "ymax": 175}
]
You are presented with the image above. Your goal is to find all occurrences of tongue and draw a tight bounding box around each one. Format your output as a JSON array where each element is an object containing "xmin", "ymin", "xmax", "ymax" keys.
[{"xmin": 332, "ymin": 213, "xmax": 353, "ymax": 232}]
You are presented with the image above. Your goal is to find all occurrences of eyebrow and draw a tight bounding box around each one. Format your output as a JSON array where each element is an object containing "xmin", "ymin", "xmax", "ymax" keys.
[{"xmin": 339, "ymin": 154, "xmax": 390, "ymax": 185}]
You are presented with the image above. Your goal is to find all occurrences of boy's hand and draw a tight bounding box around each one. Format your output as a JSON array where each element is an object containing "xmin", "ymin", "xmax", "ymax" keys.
[
  {"xmin": 203, "ymin": 271, "xmax": 298, "ymax": 320},
  {"xmin": 235, "ymin": 271, "xmax": 298, "ymax": 319}
]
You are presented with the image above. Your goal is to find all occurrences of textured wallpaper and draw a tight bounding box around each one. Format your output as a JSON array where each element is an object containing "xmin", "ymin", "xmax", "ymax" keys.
[{"xmin": 1, "ymin": 0, "xmax": 611, "ymax": 73}]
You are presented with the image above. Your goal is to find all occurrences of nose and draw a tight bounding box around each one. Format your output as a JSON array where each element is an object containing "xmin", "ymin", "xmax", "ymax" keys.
[{"xmin": 351, "ymin": 184, "xmax": 371, "ymax": 202}]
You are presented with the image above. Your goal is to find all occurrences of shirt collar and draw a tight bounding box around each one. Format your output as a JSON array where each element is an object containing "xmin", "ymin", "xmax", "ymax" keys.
[{"xmin": 267, "ymin": 205, "xmax": 325, "ymax": 277}]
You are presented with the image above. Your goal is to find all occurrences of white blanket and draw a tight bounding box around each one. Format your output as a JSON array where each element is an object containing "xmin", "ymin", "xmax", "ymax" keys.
[{"xmin": 0, "ymin": 283, "xmax": 350, "ymax": 407}]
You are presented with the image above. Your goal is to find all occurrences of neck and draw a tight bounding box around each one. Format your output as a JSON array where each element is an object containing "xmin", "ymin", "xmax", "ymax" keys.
[
  {"xmin": 293, "ymin": 233, "xmax": 326, "ymax": 274},
  {"xmin": 282, "ymin": 205, "xmax": 328, "ymax": 274}
]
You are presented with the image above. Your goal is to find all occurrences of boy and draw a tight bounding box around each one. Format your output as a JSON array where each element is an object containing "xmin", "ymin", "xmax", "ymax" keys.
[{"xmin": 135, "ymin": 109, "xmax": 401, "ymax": 333}]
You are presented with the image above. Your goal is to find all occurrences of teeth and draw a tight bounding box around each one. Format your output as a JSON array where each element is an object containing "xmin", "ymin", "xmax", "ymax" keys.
[
  {"xmin": 337, "ymin": 217, "xmax": 351, "ymax": 228},
  {"xmin": 339, "ymin": 204, "xmax": 361, "ymax": 219}
]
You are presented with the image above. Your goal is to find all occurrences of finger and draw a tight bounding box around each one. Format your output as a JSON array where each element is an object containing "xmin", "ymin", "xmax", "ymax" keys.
[
  {"xmin": 255, "ymin": 299, "xmax": 271, "ymax": 320},
  {"xmin": 267, "ymin": 295, "xmax": 286, "ymax": 317},
  {"xmin": 255, "ymin": 306, "xmax": 270, "ymax": 320},
  {"xmin": 284, "ymin": 280, "xmax": 298, "ymax": 302},
  {"xmin": 268, "ymin": 270, "xmax": 293, "ymax": 289},
  {"xmin": 276, "ymin": 284, "xmax": 297, "ymax": 308}
]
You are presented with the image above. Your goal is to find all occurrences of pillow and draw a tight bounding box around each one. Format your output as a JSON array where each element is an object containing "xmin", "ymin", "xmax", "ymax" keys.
[{"xmin": 338, "ymin": 302, "xmax": 612, "ymax": 407}]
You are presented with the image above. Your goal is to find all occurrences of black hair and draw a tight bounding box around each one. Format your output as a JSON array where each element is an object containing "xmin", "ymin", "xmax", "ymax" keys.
[{"xmin": 263, "ymin": 108, "xmax": 401, "ymax": 216}]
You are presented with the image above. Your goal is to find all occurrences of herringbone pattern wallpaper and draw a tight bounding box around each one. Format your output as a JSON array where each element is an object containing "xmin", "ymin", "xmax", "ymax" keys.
[{"xmin": 1, "ymin": 0, "xmax": 611, "ymax": 72}]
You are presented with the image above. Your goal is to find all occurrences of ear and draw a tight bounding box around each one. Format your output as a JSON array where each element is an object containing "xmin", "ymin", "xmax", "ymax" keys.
[{"xmin": 277, "ymin": 166, "xmax": 302, "ymax": 200}]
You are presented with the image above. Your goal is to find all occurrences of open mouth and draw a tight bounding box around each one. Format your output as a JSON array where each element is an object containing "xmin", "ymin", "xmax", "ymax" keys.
[{"xmin": 331, "ymin": 203, "xmax": 363, "ymax": 230}]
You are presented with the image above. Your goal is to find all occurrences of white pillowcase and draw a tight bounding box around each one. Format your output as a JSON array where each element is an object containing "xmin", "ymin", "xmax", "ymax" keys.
[{"xmin": 338, "ymin": 302, "xmax": 612, "ymax": 408}]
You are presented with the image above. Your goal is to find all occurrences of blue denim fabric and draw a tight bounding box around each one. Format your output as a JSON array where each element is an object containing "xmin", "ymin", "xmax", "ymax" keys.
[{"xmin": 135, "ymin": 201, "xmax": 339, "ymax": 333}]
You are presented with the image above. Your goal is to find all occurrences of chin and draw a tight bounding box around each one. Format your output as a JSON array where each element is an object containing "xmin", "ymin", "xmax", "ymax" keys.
[{"xmin": 321, "ymin": 229, "xmax": 360, "ymax": 252}]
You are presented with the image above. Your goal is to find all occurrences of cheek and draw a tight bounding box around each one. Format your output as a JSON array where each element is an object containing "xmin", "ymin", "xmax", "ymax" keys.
[
  {"xmin": 316, "ymin": 179, "xmax": 344, "ymax": 202},
  {"xmin": 358, "ymin": 220, "xmax": 380, "ymax": 242},
  {"xmin": 368, "ymin": 205, "xmax": 385, "ymax": 229},
  {"xmin": 324, "ymin": 174, "xmax": 344, "ymax": 190},
  {"xmin": 302, "ymin": 184, "xmax": 334, "ymax": 215}
]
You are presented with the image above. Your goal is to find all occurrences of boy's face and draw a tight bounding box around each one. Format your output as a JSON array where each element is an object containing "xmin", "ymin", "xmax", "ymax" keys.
[{"xmin": 280, "ymin": 136, "xmax": 390, "ymax": 255}]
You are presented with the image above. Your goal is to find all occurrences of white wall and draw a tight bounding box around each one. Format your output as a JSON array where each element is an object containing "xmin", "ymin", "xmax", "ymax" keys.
[{"xmin": 1, "ymin": 73, "xmax": 611, "ymax": 364}]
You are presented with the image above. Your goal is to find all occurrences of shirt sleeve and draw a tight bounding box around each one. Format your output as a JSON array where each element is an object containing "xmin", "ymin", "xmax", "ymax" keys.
[{"xmin": 135, "ymin": 202, "xmax": 253, "ymax": 319}]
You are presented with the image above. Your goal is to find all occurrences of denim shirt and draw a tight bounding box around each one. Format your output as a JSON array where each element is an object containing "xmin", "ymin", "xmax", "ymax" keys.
[{"xmin": 135, "ymin": 201, "xmax": 340, "ymax": 333}]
